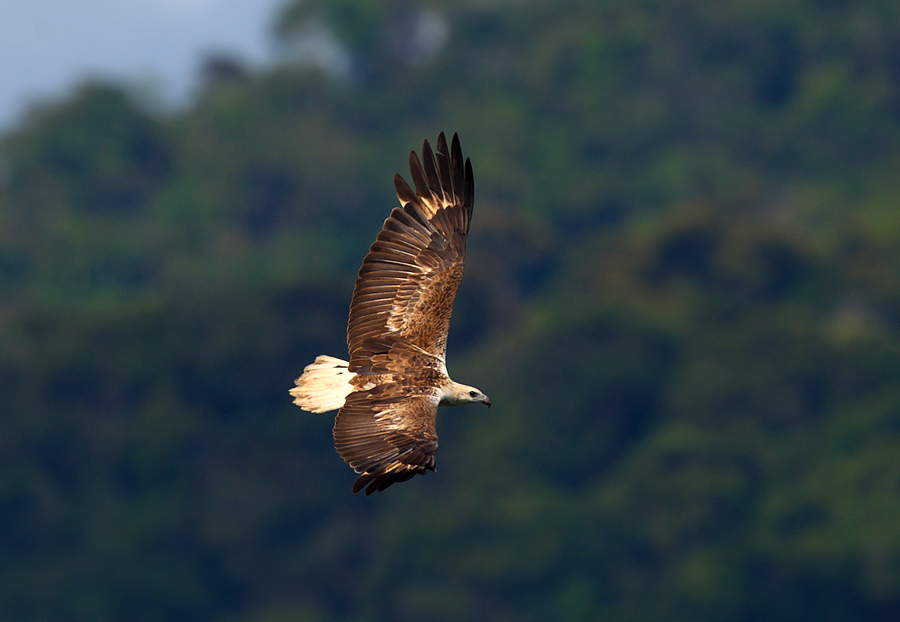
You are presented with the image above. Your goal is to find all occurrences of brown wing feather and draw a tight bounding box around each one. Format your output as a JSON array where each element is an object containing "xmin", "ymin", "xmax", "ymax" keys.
[
  {"xmin": 346, "ymin": 132, "xmax": 475, "ymax": 371},
  {"xmin": 334, "ymin": 387, "xmax": 439, "ymax": 495}
]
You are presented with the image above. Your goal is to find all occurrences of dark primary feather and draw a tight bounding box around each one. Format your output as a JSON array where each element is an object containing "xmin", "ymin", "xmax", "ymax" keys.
[{"xmin": 333, "ymin": 132, "xmax": 476, "ymax": 494}]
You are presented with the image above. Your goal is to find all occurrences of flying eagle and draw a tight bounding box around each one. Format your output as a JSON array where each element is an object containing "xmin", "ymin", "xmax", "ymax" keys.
[{"xmin": 290, "ymin": 132, "xmax": 490, "ymax": 495}]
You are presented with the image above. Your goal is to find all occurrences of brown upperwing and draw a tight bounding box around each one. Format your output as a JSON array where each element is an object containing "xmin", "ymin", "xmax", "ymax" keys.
[
  {"xmin": 345, "ymin": 132, "xmax": 474, "ymax": 371},
  {"xmin": 334, "ymin": 387, "xmax": 439, "ymax": 495},
  {"xmin": 334, "ymin": 132, "xmax": 475, "ymax": 493}
]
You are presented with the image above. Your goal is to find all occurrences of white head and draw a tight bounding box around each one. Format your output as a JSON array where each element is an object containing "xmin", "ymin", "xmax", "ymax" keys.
[{"xmin": 441, "ymin": 382, "xmax": 491, "ymax": 408}]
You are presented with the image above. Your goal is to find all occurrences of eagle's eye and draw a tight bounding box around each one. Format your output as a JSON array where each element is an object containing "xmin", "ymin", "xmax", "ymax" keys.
[{"xmin": 468, "ymin": 390, "xmax": 477, "ymax": 398}]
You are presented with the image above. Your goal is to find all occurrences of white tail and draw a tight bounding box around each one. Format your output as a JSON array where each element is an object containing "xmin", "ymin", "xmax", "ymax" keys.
[{"xmin": 290, "ymin": 355, "xmax": 355, "ymax": 413}]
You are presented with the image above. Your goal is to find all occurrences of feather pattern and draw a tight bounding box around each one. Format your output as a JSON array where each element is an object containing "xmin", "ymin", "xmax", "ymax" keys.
[
  {"xmin": 346, "ymin": 132, "xmax": 474, "ymax": 369},
  {"xmin": 334, "ymin": 388, "xmax": 439, "ymax": 495}
]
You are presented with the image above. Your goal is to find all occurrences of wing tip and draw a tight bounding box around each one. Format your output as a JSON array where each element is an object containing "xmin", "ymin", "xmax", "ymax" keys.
[
  {"xmin": 351, "ymin": 467, "xmax": 430, "ymax": 495},
  {"xmin": 394, "ymin": 172, "xmax": 417, "ymax": 205},
  {"xmin": 393, "ymin": 132, "xmax": 474, "ymax": 220}
]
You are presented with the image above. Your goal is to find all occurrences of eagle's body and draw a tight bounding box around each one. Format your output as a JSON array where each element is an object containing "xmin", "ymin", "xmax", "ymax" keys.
[{"xmin": 290, "ymin": 133, "xmax": 489, "ymax": 495}]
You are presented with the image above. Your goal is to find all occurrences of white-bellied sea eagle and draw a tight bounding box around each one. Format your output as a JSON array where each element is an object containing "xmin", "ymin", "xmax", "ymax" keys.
[{"xmin": 290, "ymin": 132, "xmax": 490, "ymax": 495}]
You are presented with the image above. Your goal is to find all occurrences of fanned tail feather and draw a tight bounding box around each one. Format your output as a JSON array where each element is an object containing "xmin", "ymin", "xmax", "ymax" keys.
[{"xmin": 290, "ymin": 355, "xmax": 355, "ymax": 413}]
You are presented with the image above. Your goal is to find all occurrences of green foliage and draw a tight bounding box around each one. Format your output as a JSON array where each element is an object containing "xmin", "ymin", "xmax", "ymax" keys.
[{"xmin": 3, "ymin": 0, "xmax": 900, "ymax": 619}]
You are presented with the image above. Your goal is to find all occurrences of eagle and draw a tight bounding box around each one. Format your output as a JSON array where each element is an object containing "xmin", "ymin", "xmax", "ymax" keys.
[{"xmin": 290, "ymin": 132, "xmax": 490, "ymax": 495}]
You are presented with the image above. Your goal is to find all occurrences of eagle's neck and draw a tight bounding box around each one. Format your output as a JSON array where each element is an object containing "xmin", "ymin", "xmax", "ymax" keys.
[{"xmin": 438, "ymin": 380, "xmax": 473, "ymax": 407}]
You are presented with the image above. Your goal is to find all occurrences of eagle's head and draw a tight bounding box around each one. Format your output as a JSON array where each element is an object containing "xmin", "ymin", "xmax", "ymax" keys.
[{"xmin": 442, "ymin": 382, "xmax": 491, "ymax": 408}]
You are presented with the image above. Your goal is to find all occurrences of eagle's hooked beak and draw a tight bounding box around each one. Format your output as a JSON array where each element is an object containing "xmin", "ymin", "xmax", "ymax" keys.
[{"xmin": 482, "ymin": 395, "xmax": 492, "ymax": 408}]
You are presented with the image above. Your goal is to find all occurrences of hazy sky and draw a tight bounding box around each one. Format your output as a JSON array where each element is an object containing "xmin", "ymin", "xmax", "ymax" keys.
[{"xmin": 0, "ymin": 0, "xmax": 284, "ymax": 129}]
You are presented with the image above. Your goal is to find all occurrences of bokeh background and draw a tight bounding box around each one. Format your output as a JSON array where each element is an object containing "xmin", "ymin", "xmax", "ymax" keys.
[{"xmin": 4, "ymin": 0, "xmax": 900, "ymax": 620}]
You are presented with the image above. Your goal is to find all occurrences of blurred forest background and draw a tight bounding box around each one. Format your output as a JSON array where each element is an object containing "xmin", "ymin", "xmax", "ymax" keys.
[{"xmin": 3, "ymin": 0, "xmax": 900, "ymax": 619}]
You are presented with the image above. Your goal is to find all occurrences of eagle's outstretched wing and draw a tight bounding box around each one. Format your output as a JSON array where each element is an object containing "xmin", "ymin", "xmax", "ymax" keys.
[
  {"xmin": 346, "ymin": 132, "xmax": 474, "ymax": 372},
  {"xmin": 334, "ymin": 388, "xmax": 439, "ymax": 495}
]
